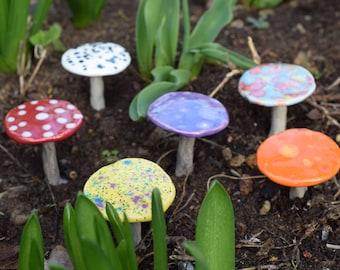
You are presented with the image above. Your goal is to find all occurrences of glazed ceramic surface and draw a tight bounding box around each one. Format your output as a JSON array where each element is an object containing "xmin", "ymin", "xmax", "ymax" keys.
[
  {"xmin": 147, "ymin": 91, "xmax": 229, "ymax": 137},
  {"xmin": 61, "ymin": 42, "xmax": 131, "ymax": 77},
  {"xmin": 84, "ymin": 158, "xmax": 176, "ymax": 222},
  {"xmin": 238, "ymin": 63, "xmax": 316, "ymax": 106},
  {"xmin": 257, "ymin": 128, "xmax": 340, "ymax": 187},
  {"xmin": 5, "ymin": 99, "xmax": 83, "ymax": 144}
]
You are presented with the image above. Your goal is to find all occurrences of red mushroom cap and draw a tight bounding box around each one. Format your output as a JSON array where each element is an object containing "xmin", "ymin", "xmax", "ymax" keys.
[
  {"xmin": 257, "ymin": 128, "xmax": 340, "ymax": 187},
  {"xmin": 5, "ymin": 99, "xmax": 83, "ymax": 144}
]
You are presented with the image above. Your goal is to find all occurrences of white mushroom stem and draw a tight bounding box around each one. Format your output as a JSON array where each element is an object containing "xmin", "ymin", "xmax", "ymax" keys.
[
  {"xmin": 90, "ymin": 76, "xmax": 105, "ymax": 111},
  {"xmin": 42, "ymin": 142, "xmax": 61, "ymax": 186},
  {"xmin": 289, "ymin": 187, "xmax": 308, "ymax": 200},
  {"xmin": 268, "ymin": 105, "xmax": 288, "ymax": 136},
  {"xmin": 175, "ymin": 136, "xmax": 195, "ymax": 177},
  {"xmin": 131, "ymin": 222, "xmax": 141, "ymax": 247}
]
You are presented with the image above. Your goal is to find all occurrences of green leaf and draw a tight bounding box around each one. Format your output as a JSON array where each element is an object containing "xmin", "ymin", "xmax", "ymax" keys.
[
  {"xmin": 192, "ymin": 42, "xmax": 257, "ymax": 70},
  {"xmin": 152, "ymin": 188, "xmax": 168, "ymax": 270},
  {"xmin": 63, "ymin": 203, "xmax": 88, "ymax": 270},
  {"xmin": 49, "ymin": 264, "xmax": 68, "ymax": 270},
  {"xmin": 18, "ymin": 210, "xmax": 44, "ymax": 270},
  {"xmin": 75, "ymin": 194, "xmax": 120, "ymax": 267},
  {"xmin": 129, "ymin": 81, "xmax": 177, "ymax": 121},
  {"xmin": 29, "ymin": 23, "xmax": 62, "ymax": 47},
  {"xmin": 66, "ymin": 0, "xmax": 107, "ymax": 28},
  {"xmin": 182, "ymin": 241, "xmax": 208, "ymax": 270},
  {"xmin": 243, "ymin": 0, "xmax": 283, "ymax": 9},
  {"xmin": 30, "ymin": 0, "xmax": 53, "ymax": 36},
  {"xmin": 195, "ymin": 180, "xmax": 235, "ymax": 270},
  {"xmin": 106, "ymin": 204, "xmax": 138, "ymax": 270}
]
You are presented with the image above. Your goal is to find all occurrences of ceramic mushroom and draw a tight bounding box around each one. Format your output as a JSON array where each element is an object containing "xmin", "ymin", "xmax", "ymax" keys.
[
  {"xmin": 4, "ymin": 99, "xmax": 83, "ymax": 186},
  {"xmin": 238, "ymin": 63, "xmax": 316, "ymax": 136},
  {"xmin": 83, "ymin": 158, "xmax": 176, "ymax": 246},
  {"xmin": 257, "ymin": 128, "xmax": 340, "ymax": 200},
  {"xmin": 61, "ymin": 42, "xmax": 131, "ymax": 111},
  {"xmin": 147, "ymin": 91, "xmax": 229, "ymax": 177}
]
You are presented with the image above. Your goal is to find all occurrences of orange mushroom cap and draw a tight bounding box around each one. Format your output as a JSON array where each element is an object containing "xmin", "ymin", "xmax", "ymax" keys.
[{"xmin": 257, "ymin": 128, "xmax": 340, "ymax": 187}]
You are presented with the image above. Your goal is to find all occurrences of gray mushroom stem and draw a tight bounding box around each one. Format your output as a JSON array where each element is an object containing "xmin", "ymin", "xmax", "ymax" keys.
[
  {"xmin": 42, "ymin": 142, "xmax": 62, "ymax": 186},
  {"xmin": 289, "ymin": 187, "xmax": 308, "ymax": 200},
  {"xmin": 131, "ymin": 222, "xmax": 141, "ymax": 247},
  {"xmin": 268, "ymin": 105, "xmax": 287, "ymax": 136},
  {"xmin": 175, "ymin": 136, "xmax": 195, "ymax": 177},
  {"xmin": 90, "ymin": 76, "xmax": 105, "ymax": 111}
]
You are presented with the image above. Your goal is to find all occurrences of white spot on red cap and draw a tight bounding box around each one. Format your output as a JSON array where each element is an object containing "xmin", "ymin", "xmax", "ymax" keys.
[{"xmin": 36, "ymin": 112, "xmax": 49, "ymax": 120}]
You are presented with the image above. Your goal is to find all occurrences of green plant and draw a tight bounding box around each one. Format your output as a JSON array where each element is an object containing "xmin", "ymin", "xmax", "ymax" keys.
[
  {"xmin": 101, "ymin": 149, "xmax": 120, "ymax": 163},
  {"xmin": 0, "ymin": 0, "xmax": 53, "ymax": 73},
  {"xmin": 19, "ymin": 181, "xmax": 235, "ymax": 269},
  {"xmin": 242, "ymin": 0, "xmax": 284, "ymax": 9},
  {"xmin": 246, "ymin": 15, "xmax": 270, "ymax": 29},
  {"xmin": 129, "ymin": 0, "xmax": 257, "ymax": 121},
  {"xmin": 65, "ymin": 0, "xmax": 107, "ymax": 28},
  {"xmin": 183, "ymin": 180, "xmax": 235, "ymax": 270}
]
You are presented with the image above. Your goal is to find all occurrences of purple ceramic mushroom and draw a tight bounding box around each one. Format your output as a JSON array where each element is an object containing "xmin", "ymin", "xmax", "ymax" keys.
[
  {"xmin": 238, "ymin": 63, "xmax": 316, "ymax": 136},
  {"xmin": 61, "ymin": 42, "xmax": 131, "ymax": 111},
  {"xmin": 147, "ymin": 92, "xmax": 229, "ymax": 177}
]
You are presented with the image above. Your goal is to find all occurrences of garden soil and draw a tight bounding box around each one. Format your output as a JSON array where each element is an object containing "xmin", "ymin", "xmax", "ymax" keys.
[{"xmin": 0, "ymin": 0, "xmax": 339, "ymax": 269}]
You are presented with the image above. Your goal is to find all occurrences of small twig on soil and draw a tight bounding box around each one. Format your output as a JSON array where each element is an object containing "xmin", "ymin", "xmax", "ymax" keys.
[
  {"xmin": 325, "ymin": 76, "xmax": 340, "ymax": 91},
  {"xmin": 238, "ymin": 265, "xmax": 281, "ymax": 270},
  {"xmin": 305, "ymin": 97, "xmax": 340, "ymax": 128},
  {"xmin": 170, "ymin": 173, "xmax": 192, "ymax": 219},
  {"xmin": 248, "ymin": 36, "xmax": 261, "ymax": 64},
  {"xmin": 326, "ymin": 243, "xmax": 340, "ymax": 250},
  {"xmin": 207, "ymin": 173, "xmax": 266, "ymax": 190},
  {"xmin": 156, "ymin": 148, "xmax": 176, "ymax": 164},
  {"xmin": 209, "ymin": 69, "xmax": 243, "ymax": 98},
  {"xmin": 0, "ymin": 143, "xmax": 30, "ymax": 174}
]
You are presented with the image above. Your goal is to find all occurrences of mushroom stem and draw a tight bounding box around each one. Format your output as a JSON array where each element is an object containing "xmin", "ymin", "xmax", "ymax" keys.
[
  {"xmin": 131, "ymin": 222, "xmax": 141, "ymax": 247},
  {"xmin": 90, "ymin": 76, "xmax": 105, "ymax": 111},
  {"xmin": 268, "ymin": 106, "xmax": 287, "ymax": 136},
  {"xmin": 289, "ymin": 187, "xmax": 308, "ymax": 200},
  {"xmin": 175, "ymin": 136, "xmax": 195, "ymax": 177},
  {"xmin": 42, "ymin": 142, "xmax": 61, "ymax": 186}
]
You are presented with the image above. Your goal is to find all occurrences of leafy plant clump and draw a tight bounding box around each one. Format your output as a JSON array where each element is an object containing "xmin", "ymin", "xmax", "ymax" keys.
[
  {"xmin": 129, "ymin": 0, "xmax": 257, "ymax": 121},
  {"xmin": 0, "ymin": 0, "xmax": 53, "ymax": 73},
  {"xmin": 18, "ymin": 180, "xmax": 235, "ymax": 270}
]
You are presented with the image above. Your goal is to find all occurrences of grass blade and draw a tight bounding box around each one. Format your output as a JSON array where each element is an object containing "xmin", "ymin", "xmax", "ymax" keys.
[
  {"xmin": 195, "ymin": 180, "xmax": 235, "ymax": 270},
  {"xmin": 152, "ymin": 188, "xmax": 168, "ymax": 270},
  {"xmin": 18, "ymin": 210, "xmax": 44, "ymax": 270}
]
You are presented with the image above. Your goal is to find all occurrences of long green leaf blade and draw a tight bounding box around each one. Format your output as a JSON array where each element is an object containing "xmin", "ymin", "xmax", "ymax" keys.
[
  {"xmin": 63, "ymin": 203, "xmax": 88, "ymax": 270},
  {"xmin": 18, "ymin": 210, "xmax": 44, "ymax": 270},
  {"xmin": 152, "ymin": 188, "xmax": 168, "ymax": 270},
  {"xmin": 195, "ymin": 180, "xmax": 235, "ymax": 270},
  {"xmin": 30, "ymin": 0, "xmax": 53, "ymax": 36}
]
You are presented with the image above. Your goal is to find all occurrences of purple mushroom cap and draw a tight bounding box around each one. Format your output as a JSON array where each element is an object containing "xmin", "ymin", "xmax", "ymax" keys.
[
  {"xmin": 147, "ymin": 92, "xmax": 229, "ymax": 137},
  {"xmin": 238, "ymin": 63, "xmax": 316, "ymax": 107}
]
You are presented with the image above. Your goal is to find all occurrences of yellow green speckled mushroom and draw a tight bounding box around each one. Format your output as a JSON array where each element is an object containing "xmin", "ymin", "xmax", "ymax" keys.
[{"xmin": 84, "ymin": 158, "xmax": 176, "ymax": 246}]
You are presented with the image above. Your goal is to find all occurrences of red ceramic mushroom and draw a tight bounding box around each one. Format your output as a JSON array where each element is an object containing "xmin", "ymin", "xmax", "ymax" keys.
[
  {"xmin": 257, "ymin": 128, "xmax": 340, "ymax": 199},
  {"xmin": 4, "ymin": 99, "xmax": 83, "ymax": 185}
]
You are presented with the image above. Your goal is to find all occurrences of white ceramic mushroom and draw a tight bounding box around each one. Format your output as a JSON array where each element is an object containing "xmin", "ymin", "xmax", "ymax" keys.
[
  {"xmin": 257, "ymin": 128, "xmax": 340, "ymax": 200},
  {"xmin": 4, "ymin": 99, "xmax": 83, "ymax": 186},
  {"xmin": 147, "ymin": 92, "xmax": 230, "ymax": 177},
  {"xmin": 61, "ymin": 42, "xmax": 131, "ymax": 111},
  {"xmin": 83, "ymin": 158, "xmax": 176, "ymax": 246},
  {"xmin": 238, "ymin": 63, "xmax": 316, "ymax": 136}
]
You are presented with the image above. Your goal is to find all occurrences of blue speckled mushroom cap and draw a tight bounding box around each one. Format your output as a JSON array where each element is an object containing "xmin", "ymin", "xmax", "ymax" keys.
[
  {"xmin": 61, "ymin": 42, "xmax": 131, "ymax": 77},
  {"xmin": 147, "ymin": 92, "xmax": 229, "ymax": 137}
]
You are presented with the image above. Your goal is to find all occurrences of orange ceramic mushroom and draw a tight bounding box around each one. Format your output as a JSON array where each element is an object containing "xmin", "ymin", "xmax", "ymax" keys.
[{"xmin": 257, "ymin": 128, "xmax": 340, "ymax": 199}]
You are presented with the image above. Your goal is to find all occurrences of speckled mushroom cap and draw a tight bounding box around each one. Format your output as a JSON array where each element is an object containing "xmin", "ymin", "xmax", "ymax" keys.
[
  {"xmin": 61, "ymin": 42, "xmax": 131, "ymax": 77},
  {"xmin": 4, "ymin": 99, "xmax": 83, "ymax": 144},
  {"xmin": 147, "ymin": 92, "xmax": 229, "ymax": 138},
  {"xmin": 84, "ymin": 158, "xmax": 176, "ymax": 222},
  {"xmin": 257, "ymin": 128, "xmax": 340, "ymax": 187},
  {"xmin": 238, "ymin": 63, "xmax": 316, "ymax": 107}
]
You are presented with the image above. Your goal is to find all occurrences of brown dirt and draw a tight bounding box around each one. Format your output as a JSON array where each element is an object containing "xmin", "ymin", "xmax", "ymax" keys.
[{"xmin": 0, "ymin": 0, "xmax": 339, "ymax": 269}]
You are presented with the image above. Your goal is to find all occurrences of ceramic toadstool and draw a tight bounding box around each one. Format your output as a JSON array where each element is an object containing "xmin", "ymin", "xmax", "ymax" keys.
[
  {"xmin": 83, "ymin": 158, "xmax": 176, "ymax": 246},
  {"xmin": 238, "ymin": 63, "xmax": 316, "ymax": 136},
  {"xmin": 257, "ymin": 128, "xmax": 340, "ymax": 200},
  {"xmin": 61, "ymin": 42, "xmax": 131, "ymax": 111},
  {"xmin": 147, "ymin": 91, "xmax": 229, "ymax": 177},
  {"xmin": 4, "ymin": 99, "xmax": 83, "ymax": 186}
]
